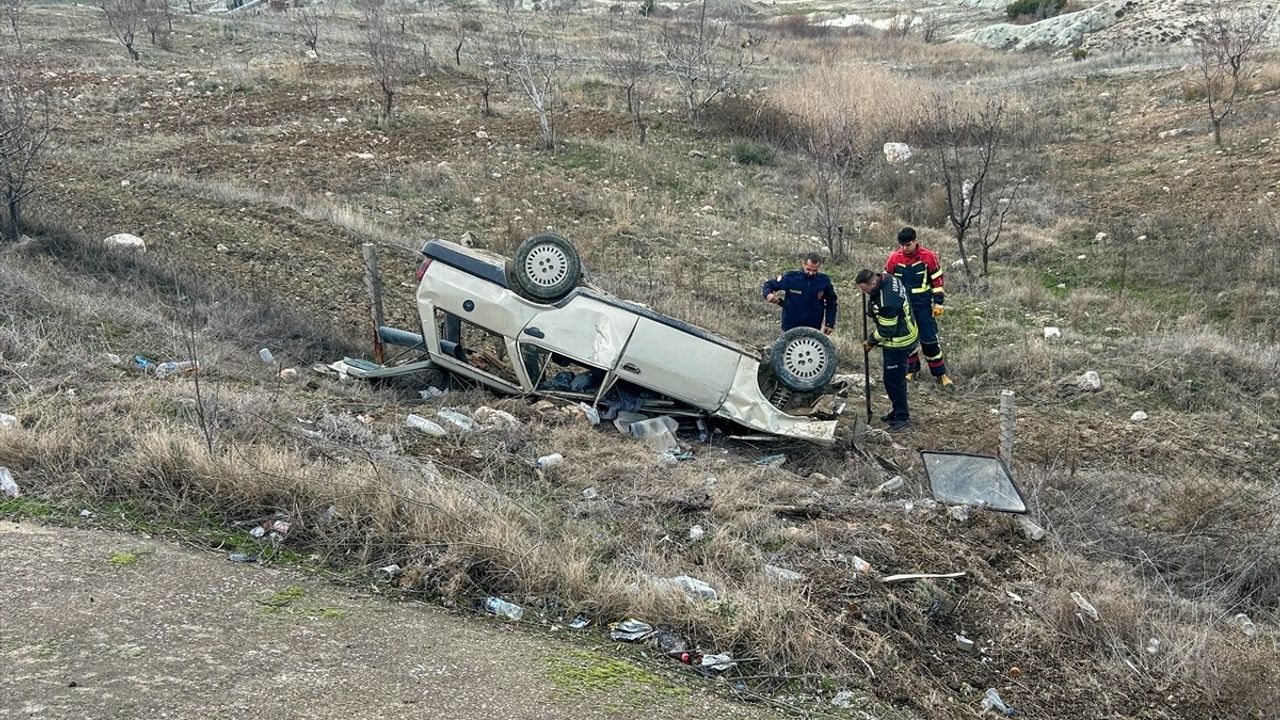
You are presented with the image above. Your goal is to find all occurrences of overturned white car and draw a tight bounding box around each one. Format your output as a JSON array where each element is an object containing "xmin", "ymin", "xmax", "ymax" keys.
[{"xmin": 398, "ymin": 233, "xmax": 839, "ymax": 443}]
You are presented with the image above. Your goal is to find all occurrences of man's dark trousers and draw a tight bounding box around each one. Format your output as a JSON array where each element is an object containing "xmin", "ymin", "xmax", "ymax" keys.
[{"xmin": 883, "ymin": 344, "xmax": 913, "ymax": 421}]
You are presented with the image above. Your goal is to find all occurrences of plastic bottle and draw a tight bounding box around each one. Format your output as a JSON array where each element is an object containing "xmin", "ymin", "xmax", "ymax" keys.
[
  {"xmin": 535, "ymin": 453, "xmax": 564, "ymax": 469},
  {"xmin": 130, "ymin": 355, "xmax": 154, "ymax": 372},
  {"xmin": 259, "ymin": 348, "xmax": 275, "ymax": 364},
  {"xmin": 405, "ymin": 414, "xmax": 447, "ymax": 436},
  {"xmin": 1236, "ymin": 613, "xmax": 1258, "ymax": 637},
  {"xmin": 154, "ymin": 360, "xmax": 197, "ymax": 379},
  {"xmin": 484, "ymin": 596, "xmax": 523, "ymax": 621},
  {"xmin": 436, "ymin": 409, "xmax": 475, "ymax": 432},
  {"xmin": 1, "ymin": 467, "xmax": 19, "ymax": 498}
]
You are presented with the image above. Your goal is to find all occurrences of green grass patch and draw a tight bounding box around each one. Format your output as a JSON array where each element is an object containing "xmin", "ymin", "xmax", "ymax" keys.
[
  {"xmin": 556, "ymin": 143, "xmax": 606, "ymax": 172},
  {"xmin": 0, "ymin": 497, "xmax": 59, "ymax": 519},
  {"xmin": 108, "ymin": 551, "xmax": 141, "ymax": 566},
  {"xmin": 546, "ymin": 649, "xmax": 688, "ymax": 708},
  {"xmin": 729, "ymin": 140, "xmax": 774, "ymax": 166}
]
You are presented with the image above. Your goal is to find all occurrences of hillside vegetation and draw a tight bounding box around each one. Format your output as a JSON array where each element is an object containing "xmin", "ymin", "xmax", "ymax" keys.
[{"xmin": 1, "ymin": 2, "xmax": 1278, "ymax": 718}]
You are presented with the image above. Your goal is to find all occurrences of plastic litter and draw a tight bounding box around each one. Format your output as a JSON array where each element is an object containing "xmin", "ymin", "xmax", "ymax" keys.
[
  {"xmin": 419, "ymin": 386, "xmax": 445, "ymax": 400},
  {"xmin": 1016, "ymin": 516, "xmax": 1046, "ymax": 541},
  {"xmin": 1071, "ymin": 591, "xmax": 1100, "ymax": 622},
  {"xmin": 568, "ymin": 614, "xmax": 591, "ymax": 630},
  {"xmin": 1235, "ymin": 612, "xmax": 1258, "ymax": 637},
  {"xmin": 850, "ymin": 556, "xmax": 872, "ymax": 575},
  {"xmin": 1042, "ymin": 326, "xmax": 1061, "ymax": 339},
  {"xmin": 576, "ymin": 402, "xmax": 600, "ymax": 425},
  {"xmin": 104, "ymin": 353, "xmax": 122, "ymax": 366},
  {"xmin": 688, "ymin": 525, "xmax": 705, "ymax": 541},
  {"xmin": 1146, "ymin": 638, "xmax": 1161, "ymax": 654},
  {"xmin": 483, "ymin": 596, "xmax": 523, "ymax": 621},
  {"xmin": 129, "ymin": 355, "xmax": 154, "ymax": 372},
  {"xmin": 259, "ymin": 348, "xmax": 275, "ymax": 364},
  {"xmin": 80, "ymin": 509, "xmax": 93, "ymax": 518},
  {"xmin": 764, "ymin": 564, "xmax": 805, "ymax": 583},
  {"xmin": 378, "ymin": 564, "xmax": 402, "ymax": 579},
  {"xmin": 755, "ymin": 453, "xmax": 787, "ymax": 468},
  {"xmin": 0, "ymin": 467, "xmax": 19, "ymax": 498},
  {"xmin": 228, "ymin": 552, "xmax": 258, "ymax": 563},
  {"xmin": 436, "ymin": 409, "xmax": 475, "ymax": 432},
  {"xmin": 406, "ymin": 413, "xmax": 448, "ymax": 436},
  {"xmin": 876, "ymin": 475, "xmax": 904, "ymax": 493},
  {"xmin": 980, "ymin": 688, "xmax": 1014, "ymax": 716},
  {"xmin": 535, "ymin": 453, "xmax": 564, "ymax": 469},
  {"xmin": 581, "ymin": 487, "xmax": 598, "ymax": 500},
  {"xmin": 700, "ymin": 654, "xmax": 737, "ymax": 671},
  {"xmin": 650, "ymin": 574, "xmax": 717, "ymax": 601},
  {"xmin": 831, "ymin": 690, "xmax": 857, "ymax": 708},
  {"xmin": 609, "ymin": 619, "xmax": 654, "ymax": 641},
  {"xmin": 154, "ymin": 360, "xmax": 197, "ymax": 379},
  {"xmin": 0, "ymin": 414, "xmax": 18, "ymax": 432},
  {"xmin": 948, "ymin": 505, "xmax": 971, "ymax": 522},
  {"xmin": 612, "ymin": 411, "xmax": 648, "ymax": 436},
  {"xmin": 270, "ymin": 520, "xmax": 290, "ymax": 537},
  {"xmin": 955, "ymin": 634, "xmax": 978, "ymax": 654},
  {"xmin": 659, "ymin": 450, "xmax": 695, "ymax": 464},
  {"xmin": 654, "ymin": 630, "xmax": 688, "ymax": 655},
  {"xmin": 249, "ymin": 526, "xmax": 266, "ymax": 539},
  {"xmin": 630, "ymin": 416, "xmax": 680, "ymax": 453}
]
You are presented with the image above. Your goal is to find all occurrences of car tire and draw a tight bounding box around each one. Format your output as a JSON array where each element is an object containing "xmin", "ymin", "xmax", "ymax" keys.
[
  {"xmin": 511, "ymin": 233, "xmax": 582, "ymax": 302},
  {"xmin": 770, "ymin": 327, "xmax": 837, "ymax": 392}
]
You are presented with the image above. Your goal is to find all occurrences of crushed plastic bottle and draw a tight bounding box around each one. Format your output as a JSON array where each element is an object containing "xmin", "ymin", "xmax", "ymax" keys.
[
  {"xmin": 405, "ymin": 413, "xmax": 447, "ymax": 436},
  {"xmin": 980, "ymin": 688, "xmax": 1014, "ymax": 716},
  {"xmin": 259, "ymin": 348, "xmax": 275, "ymax": 364},
  {"xmin": 1146, "ymin": 638, "xmax": 1161, "ymax": 654},
  {"xmin": 483, "ymin": 596, "xmax": 523, "ymax": 621},
  {"xmin": 130, "ymin": 355, "xmax": 154, "ymax": 372},
  {"xmin": 535, "ymin": 453, "xmax": 564, "ymax": 469},
  {"xmin": 436, "ymin": 409, "xmax": 475, "ymax": 432},
  {"xmin": 1, "ymin": 467, "xmax": 19, "ymax": 498},
  {"xmin": 154, "ymin": 360, "xmax": 197, "ymax": 379}
]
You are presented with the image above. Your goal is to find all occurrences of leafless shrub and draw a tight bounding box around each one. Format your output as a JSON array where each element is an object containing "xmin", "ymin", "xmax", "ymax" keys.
[
  {"xmin": 3, "ymin": 0, "xmax": 24, "ymax": 49},
  {"xmin": 1191, "ymin": 0, "xmax": 1276, "ymax": 146},
  {"xmin": 658, "ymin": 0, "xmax": 765, "ymax": 127},
  {"xmin": 800, "ymin": 109, "xmax": 865, "ymax": 260},
  {"xmin": 919, "ymin": 95, "xmax": 1016, "ymax": 280},
  {"xmin": 144, "ymin": 0, "xmax": 173, "ymax": 49},
  {"xmin": 918, "ymin": 13, "xmax": 941, "ymax": 43},
  {"xmin": 0, "ymin": 68, "xmax": 52, "ymax": 243},
  {"xmin": 291, "ymin": 1, "xmax": 326, "ymax": 56},
  {"xmin": 884, "ymin": 12, "xmax": 915, "ymax": 38},
  {"xmin": 358, "ymin": 0, "xmax": 411, "ymax": 128},
  {"xmin": 450, "ymin": 9, "xmax": 482, "ymax": 66},
  {"xmin": 484, "ymin": 10, "xmax": 566, "ymax": 150},
  {"xmin": 101, "ymin": 0, "xmax": 146, "ymax": 61},
  {"xmin": 601, "ymin": 28, "xmax": 654, "ymax": 144}
]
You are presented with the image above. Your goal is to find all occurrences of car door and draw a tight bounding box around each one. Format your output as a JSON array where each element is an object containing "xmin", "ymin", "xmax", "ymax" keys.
[
  {"xmin": 519, "ymin": 297, "xmax": 639, "ymax": 370},
  {"xmin": 614, "ymin": 318, "xmax": 740, "ymax": 411}
]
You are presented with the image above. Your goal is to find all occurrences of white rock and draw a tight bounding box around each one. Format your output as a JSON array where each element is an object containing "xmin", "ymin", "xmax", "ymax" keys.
[
  {"xmin": 883, "ymin": 142, "xmax": 912, "ymax": 164},
  {"xmin": 216, "ymin": 243, "xmax": 230, "ymax": 253},
  {"xmin": 1130, "ymin": 410, "xmax": 1149, "ymax": 422},
  {"xmin": 1043, "ymin": 326, "xmax": 1062, "ymax": 339},
  {"xmin": 356, "ymin": 152, "xmax": 375, "ymax": 160},
  {"xmin": 688, "ymin": 524, "xmax": 705, "ymax": 541},
  {"xmin": 1076, "ymin": 370, "xmax": 1103, "ymax": 392},
  {"xmin": 103, "ymin": 233, "xmax": 146, "ymax": 251},
  {"xmin": 475, "ymin": 130, "xmax": 489, "ymax": 139},
  {"xmin": 1094, "ymin": 232, "xmax": 1108, "ymax": 243},
  {"xmin": 0, "ymin": 414, "xmax": 18, "ymax": 431}
]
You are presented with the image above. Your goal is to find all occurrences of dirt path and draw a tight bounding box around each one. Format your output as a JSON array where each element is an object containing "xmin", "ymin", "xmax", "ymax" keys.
[{"xmin": 0, "ymin": 521, "xmax": 781, "ymax": 720}]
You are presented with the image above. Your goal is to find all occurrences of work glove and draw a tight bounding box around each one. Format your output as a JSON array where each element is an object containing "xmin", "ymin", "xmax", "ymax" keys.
[
  {"xmin": 862, "ymin": 339, "xmax": 877, "ymax": 353},
  {"xmin": 932, "ymin": 305, "xmax": 945, "ymax": 318}
]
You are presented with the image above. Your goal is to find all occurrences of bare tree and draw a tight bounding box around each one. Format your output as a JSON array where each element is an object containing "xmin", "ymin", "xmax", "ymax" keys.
[
  {"xmin": 0, "ymin": 70, "xmax": 53, "ymax": 243},
  {"xmin": 658, "ymin": 0, "xmax": 764, "ymax": 128},
  {"xmin": 292, "ymin": 1, "xmax": 325, "ymax": 56},
  {"xmin": 976, "ymin": 173, "xmax": 1023, "ymax": 276},
  {"xmin": 923, "ymin": 95, "xmax": 1010, "ymax": 280},
  {"xmin": 801, "ymin": 110, "xmax": 864, "ymax": 260},
  {"xmin": 3, "ymin": 0, "xmax": 24, "ymax": 50},
  {"xmin": 1192, "ymin": 1, "xmax": 1276, "ymax": 146},
  {"xmin": 358, "ymin": 0, "xmax": 409, "ymax": 128},
  {"xmin": 450, "ymin": 10, "xmax": 482, "ymax": 66},
  {"xmin": 918, "ymin": 13, "xmax": 941, "ymax": 44},
  {"xmin": 485, "ymin": 11, "xmax": 566, "ymax": 150},
  {"xmin": 102, "ymin": 0, "xmax": 146, "ymax": 61},
  {"xmin": 602, "ymin": 29, "xmax": 654, "ymax": 144},
  {"xmin": 144, "ymin": 0, "xmax": 173, "ymax": 48}
]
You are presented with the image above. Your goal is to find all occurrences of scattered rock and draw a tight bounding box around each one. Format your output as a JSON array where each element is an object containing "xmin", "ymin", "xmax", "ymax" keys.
[
  {"xmin": 1076, "ymin": 370, "xmax": 1103, "ymax": 392},
  {"xmin": 103, "ymin": 233, "xmax": 145, "ymax": 252},
  {"xmin": 1043, "ymin": 326, "xmax": 1062, "ymax": 339},
  {"xmin": 883, "ymin": 142, "xmax": 912, "ymax": 164},
  {"xmin": 1130, "ymin": 410, "xmax": 1149, "ymax": 422}
]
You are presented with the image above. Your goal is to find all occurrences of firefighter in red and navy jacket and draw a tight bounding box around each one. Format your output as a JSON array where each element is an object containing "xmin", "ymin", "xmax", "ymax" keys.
[
  {"xmin": 762, "ymin": 252, "xmax": 838, "ymax": 335},
  {"xmin": 885, "ymin": 227, "xmax": 952, "ymax": 386}
]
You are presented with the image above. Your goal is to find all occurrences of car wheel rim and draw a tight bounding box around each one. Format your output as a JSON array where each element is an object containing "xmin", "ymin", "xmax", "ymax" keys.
[
  {"xmin": 524, "ymin": 244, "xmax": 569, "ymax": 288},
  {"xmin": 783, "ymin": 337, "xmax": 827, "ymax": 379}
]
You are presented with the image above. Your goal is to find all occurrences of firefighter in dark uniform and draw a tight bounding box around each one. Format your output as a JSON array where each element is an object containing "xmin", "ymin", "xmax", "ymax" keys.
[
  {"xmin": 856, "ymin": 268, "xmax": 918, "ymax": 432},
  {"xmin": 885, "ymin": 227, "xmax": 952, "ymax": 387},
  {"xmin": 761, "ymin": 252, "xmax": 838, "ymax": 334}
]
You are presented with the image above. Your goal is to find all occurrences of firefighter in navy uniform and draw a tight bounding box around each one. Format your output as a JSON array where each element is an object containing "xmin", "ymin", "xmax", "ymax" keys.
[
  {"xmin": 885, "ymin": 227, "xmax": 952, "ymax": 387},
  {"xmin": 761, "ymin": 252, "xmax": 838, "ymax": 334},
  {"xmin": 855, "ymin": 268, "xmax": 918, "ymax": 432}
]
